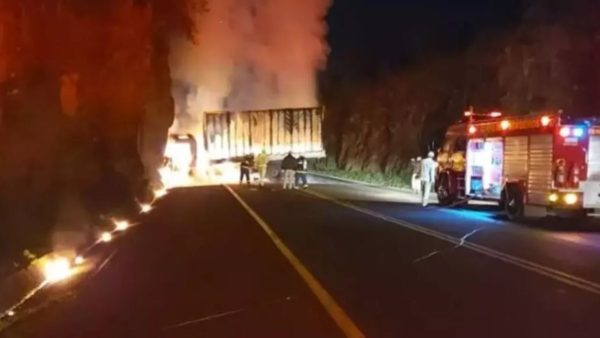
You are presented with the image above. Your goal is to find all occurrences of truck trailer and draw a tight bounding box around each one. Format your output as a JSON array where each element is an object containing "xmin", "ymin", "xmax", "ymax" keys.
[{"xmin": 203, "ymin": 107, "xmax": 325, "ymax": 162}]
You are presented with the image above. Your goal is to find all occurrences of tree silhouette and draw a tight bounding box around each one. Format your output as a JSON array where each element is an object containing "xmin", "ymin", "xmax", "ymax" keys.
[{"xmin": 0, "ymin": 0, "xmax": 205, "ymax": 258}]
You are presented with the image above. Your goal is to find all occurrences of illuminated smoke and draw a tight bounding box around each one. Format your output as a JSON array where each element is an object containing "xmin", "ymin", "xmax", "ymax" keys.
[{"xmin": 169, "ymin": 0, "xmax": 332, "ymax": 134}]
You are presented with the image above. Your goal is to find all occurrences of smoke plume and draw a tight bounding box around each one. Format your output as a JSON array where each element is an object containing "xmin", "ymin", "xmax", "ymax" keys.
[{"xmin": 169, "ymin": 0, "xmax": 332, "ymax": 134}]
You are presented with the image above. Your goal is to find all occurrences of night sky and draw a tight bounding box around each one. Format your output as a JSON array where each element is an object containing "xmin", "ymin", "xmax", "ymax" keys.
[{"xmin": 326, "ymin": 0, "xmax": 526, "ymax": 81}]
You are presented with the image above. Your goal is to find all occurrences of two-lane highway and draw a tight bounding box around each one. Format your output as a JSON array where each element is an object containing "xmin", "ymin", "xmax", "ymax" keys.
[
  {"xmin": 232, "ymin": 178, "xmax": 600, "ymax": 337},
  {"xmin": 1, "ymin": 186, "xmax": 342, "ymax": 338},
  {"xmin": 3, "ymin": 178, "xmax": 600, "ymax": 338}
]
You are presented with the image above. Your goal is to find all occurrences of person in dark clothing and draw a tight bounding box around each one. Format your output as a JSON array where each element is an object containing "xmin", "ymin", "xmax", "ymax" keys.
[
  {"xmin": 295, "ymin": 156, "xmax": 308, "ymax": 188},
  {"xmin": 240, "ymin": 156, "xmax": 252, "ymax": 185},
  {"xmin": 281, "ymin": 152, "xmax": 297, "ymax": 190}
]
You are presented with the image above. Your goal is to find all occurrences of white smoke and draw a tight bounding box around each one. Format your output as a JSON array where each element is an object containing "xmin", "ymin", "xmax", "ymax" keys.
[{"xmin": 169, "ymin": 0, "xmax": 332, "ymax": 134}]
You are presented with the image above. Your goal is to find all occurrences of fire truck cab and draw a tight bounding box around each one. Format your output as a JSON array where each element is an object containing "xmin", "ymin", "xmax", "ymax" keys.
[{"xmin": 436, "ymin": 112, "xmax": 600, "ymax": 220}]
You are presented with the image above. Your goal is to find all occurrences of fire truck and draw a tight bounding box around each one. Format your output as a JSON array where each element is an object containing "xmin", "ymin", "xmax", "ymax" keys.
[{"xmin": 436, "ymin": 111, "xmax": 600, "ymax": 220}]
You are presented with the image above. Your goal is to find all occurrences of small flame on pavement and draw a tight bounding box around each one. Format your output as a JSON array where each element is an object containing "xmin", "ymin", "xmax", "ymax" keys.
[
  {"xmin": 74, "ymin": 256, "xmax": 85, "ymax": 265},
  {"xmin": 43, "ymin": 257, "xmax": 73, "ymax": 284},
  {"xmin": 114, "ymin": 220, "xmax": 130, "ymax": 231},
  {"xmin": 140, "ymin": 204, "xmax": 152, "ymax": 213},
  {"xmin": 154, "ymin": 188, "xmax": 168, "ymax": 199},
  {"xmin": 100, "ymin": 232, "xmax": 113, "ymax": 243}
]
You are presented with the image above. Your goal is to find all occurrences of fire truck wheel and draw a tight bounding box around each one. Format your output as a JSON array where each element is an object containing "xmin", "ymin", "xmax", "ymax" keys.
[
  {"xmin": 504, "ymin": 184, "xmax": 524, "ymax": 221},
  {"xmin": 498, "ymin": 199, "xmax": 505, "ymax": 209}
]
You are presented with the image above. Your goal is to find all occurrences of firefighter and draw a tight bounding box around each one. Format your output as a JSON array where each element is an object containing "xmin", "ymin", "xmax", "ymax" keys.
[
  {"xmin": 281, "ymin": 152, "xmax": 297, "ymax": 190},
  {"xmin": 240, "ymin": 155, "xmax": 252, "ymax": 186},
  {"xmin": 295, "ymin": 155, "xmax": 309, "ymax": 188},
  {"xmin": 437, "ymin": 145, "xmax": 451, "ymax": 170},
  {"xmin": 420, "ymin": 151, "xmax": 437, "ymax": 207},
  {"xmin": 450, "ymin": 150, "xmax": 466, "ymax": 172},
  {"xmin": 255, "ymin": 150, "xmax": 269, "ymax": 187}
]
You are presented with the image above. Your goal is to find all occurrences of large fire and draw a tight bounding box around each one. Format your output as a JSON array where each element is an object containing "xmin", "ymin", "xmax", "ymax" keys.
[
  {"xmin": 169, "ymin": 0, "xmax": 332, "ymax": 138},
  {"xmin": 159, "ymin": 134, "xmax": 239, "ymax": 187},
  {"xmin": 162, "ymin": 0, "xmax": 332, "ymax": 190},
  {"xmin": 160, "ymin": 139, "xmax": 196, "ymax": 188}
]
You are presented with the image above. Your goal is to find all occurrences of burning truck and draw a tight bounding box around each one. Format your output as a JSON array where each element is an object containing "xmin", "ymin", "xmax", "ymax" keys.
[{"xmin": 163, "ymin": 107, "xmax": 325, "ymax": 183}]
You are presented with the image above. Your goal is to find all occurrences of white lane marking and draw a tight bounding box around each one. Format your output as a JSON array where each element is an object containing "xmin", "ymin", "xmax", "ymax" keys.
[
  {"xmin": 165, "ymin": 308, "xmax": 245, "ymax": 330},
  {"xmin": 164, "ymin": 296, "xmax": 294, "ymax": 330},
  {"xmin": 455, "ymin": 228, "xmax": 484, "ymax": 248},
  {"xmin": 412, "ymin": 250, "xmax": 441, "ymax": 264},
  {"xmin": 304, "ymin": 188, "xmax": 600, "ymax": 296},
  {"xmin": 92, "ymin": 249, "xmax": 119, "ymax": 277},
  {"xmin": 224, "ymin": 185, "xmax": 365, "ymax": 338},
  {"xmin": 413, "ymin": 228, "xmax": 484, "ymax": 264}
]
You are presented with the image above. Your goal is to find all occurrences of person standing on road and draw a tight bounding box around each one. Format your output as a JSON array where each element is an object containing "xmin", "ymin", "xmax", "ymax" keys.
[
  {"xmin": 255, "ymin": 149, "xmax": 269, "ymax": 187},
  {"xmin": 281, "ymin": 152, "xmax": 297, "ymax": 190},
  {"xmin": 240, "ymin": 155, "xmax": 252, "ymax": 186},
  {"xmin": 420, "ymin": 151, "xmax": 437, "ymax": 207},
  {"xmin": 411, "ymin": 157, "xmax": 421, "ymax": 194},
  {"xmin": 295, "ymin": 155, "xmax": 309, "ymax": 188}
]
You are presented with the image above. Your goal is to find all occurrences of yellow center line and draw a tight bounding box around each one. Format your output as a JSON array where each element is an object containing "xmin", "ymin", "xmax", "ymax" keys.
[
  {"xmin": 223, "ymin": 185, "xmax": 365, "ymax": 338},
  {"xmin": 303, "ymin": 188, "xmax": 600, "ymax": 296}
]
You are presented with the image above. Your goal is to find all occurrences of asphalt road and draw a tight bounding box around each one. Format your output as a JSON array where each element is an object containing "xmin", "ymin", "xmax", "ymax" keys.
[{"xmin": 3, "ymin": 177, "xmax": 600, "ymax": 337}]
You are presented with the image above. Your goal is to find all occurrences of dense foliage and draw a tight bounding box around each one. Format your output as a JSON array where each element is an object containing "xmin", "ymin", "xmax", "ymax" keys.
[{"xmin": 0, "ymin": 0, "xmax": 204, "ymax": 266}]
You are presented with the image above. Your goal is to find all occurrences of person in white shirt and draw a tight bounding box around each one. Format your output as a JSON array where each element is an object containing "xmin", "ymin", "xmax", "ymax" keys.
[{"xmin": 420, "ymin": 151, "xmax": 437, "ymax": 207}]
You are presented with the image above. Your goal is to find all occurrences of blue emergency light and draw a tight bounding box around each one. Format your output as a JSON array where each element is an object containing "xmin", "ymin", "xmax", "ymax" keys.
[
  {"xmin": 573, "ymin": 127, "xmax": 585, "ymax": 138},
  {"xmin": 560, "ymin": 126, "xmax": 586, "ymax": 138}
]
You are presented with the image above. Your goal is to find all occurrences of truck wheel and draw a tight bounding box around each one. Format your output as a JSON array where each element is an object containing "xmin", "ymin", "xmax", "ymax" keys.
[
  {"xmin": 436, "ymin": 173, "xmax": 455, "ymax": 206},
  {"xmin": 504, "ymin": 185, "xmax": 524, "ymax": 221},
  {"xmin": 271, "ymin": 169, "xmax": 282, "ymax": 181}
]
